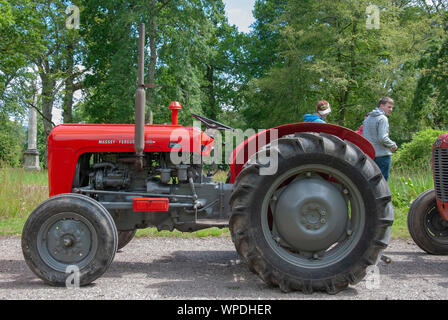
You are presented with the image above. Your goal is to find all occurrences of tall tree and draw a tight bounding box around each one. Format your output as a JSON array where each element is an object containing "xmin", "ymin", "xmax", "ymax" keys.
[
  {"xmin": 240, "ymin": 0, "xmax": 446, "ymax": 139},
  {"xmin": 79, "ymin": 0, "xmax": 236, "ymax": 126},
  {"xmin": 412, "ymin": 17, "xmax": 448, "ymax": 129},
  {"xmin": 24, "ymin": 1, "xmax": 82, "ymax": 136},
  {"xmin": 62, "ymin": 17, "xmax": 83, "ymax": 124},
  {"xmin": 0, "ymin": 0, "xmax": 42, "ymax": 118},
  {"xmin": 246, "ymin": 0, "xmax": 288, "ymax": 79}
]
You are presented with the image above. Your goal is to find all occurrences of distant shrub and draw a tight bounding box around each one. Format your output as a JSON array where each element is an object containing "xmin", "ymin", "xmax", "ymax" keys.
[
  {"xmin": 392, "ymin": 128, "xmax": 445, "ymax": 170},
  {"xmin": 0, "ymin": 118, "xmax": 25, "ymax": 167}
]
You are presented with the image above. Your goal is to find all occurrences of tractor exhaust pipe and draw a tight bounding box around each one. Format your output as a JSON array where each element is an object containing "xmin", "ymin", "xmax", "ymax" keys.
[{"xmin": 135, "ymin": 23, "xmax": 146, "ymax": 169}]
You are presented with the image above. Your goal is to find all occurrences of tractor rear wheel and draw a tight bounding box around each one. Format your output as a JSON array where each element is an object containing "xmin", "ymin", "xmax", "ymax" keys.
[
  {"xmin": 229, "ymin": 133, "xmax": 394, "ymax": 294},
  {"xmin": 22, "ymin": 193, "xmax": 118, "ymax": 286},
  {"xmin": 408, "ymin": 189, "xmax": 448, "ymax": 254},
  {"xmin": 117, "ymin": 229, "xmax": 137, "ymax": 251}
]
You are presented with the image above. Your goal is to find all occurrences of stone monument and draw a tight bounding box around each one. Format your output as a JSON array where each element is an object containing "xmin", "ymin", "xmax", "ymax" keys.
[{"xmin": 24, "ymin": 87, "xmax": 40, "ymax": 171}]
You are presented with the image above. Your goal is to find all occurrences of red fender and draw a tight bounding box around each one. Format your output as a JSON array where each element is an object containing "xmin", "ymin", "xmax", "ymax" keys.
[{"xmin": 229, "ymin": 123, "xmax": 376, "ymax": 184}]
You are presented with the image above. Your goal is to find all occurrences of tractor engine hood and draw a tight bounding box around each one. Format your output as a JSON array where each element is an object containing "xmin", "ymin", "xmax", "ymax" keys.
[
  {"xmin": 47, "ymin": 124, "xmax": 214, "ymax": 197},
  {"xmin": 48, "ymin": 123, "xmax": 214, "ymax": 155}
]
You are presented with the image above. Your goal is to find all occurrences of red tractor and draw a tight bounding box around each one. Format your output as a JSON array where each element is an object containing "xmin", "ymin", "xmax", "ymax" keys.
[
  {"xmin": 408, "ymin": 133, "xmax": 448, "ymax": 254},
  {"xmin": 21, "ymin": 25, "xmax": 393, "ymax": 294}
]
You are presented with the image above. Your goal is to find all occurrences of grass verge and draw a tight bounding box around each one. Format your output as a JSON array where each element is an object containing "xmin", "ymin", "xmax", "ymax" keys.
[{"xmin": 135, "ymin": 227, "xmax": 230, "ymax": 238}]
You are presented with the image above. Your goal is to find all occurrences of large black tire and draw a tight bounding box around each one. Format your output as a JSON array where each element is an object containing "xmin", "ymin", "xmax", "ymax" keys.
[
  {"xmin": 117, "ymin": 229, "xmax": 137, "ymax": 250},
  {"xmin": 22, "ymin": 193, "xmax": 118, "ymax": 286},
  {"xmin": 229, "ymin": 132, "xmax": 394, "ymax": 294},
  {"xmin": 408, "ymin": 189, "xmax": 448, "ymax": 254}
]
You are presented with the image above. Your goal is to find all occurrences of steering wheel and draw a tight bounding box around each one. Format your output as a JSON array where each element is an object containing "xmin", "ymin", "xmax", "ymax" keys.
[{"xmin": 191, "ymin": 113, "xmax": 234, "ymax": 131}]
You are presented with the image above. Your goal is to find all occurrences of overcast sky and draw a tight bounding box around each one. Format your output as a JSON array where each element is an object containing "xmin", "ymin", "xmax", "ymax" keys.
[{"xmin": 222, "ymin": 0, "xmax": 256, "ymax": 33}]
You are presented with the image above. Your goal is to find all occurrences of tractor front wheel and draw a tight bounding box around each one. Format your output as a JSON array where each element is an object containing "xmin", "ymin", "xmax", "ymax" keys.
[
  {"xmin": 22, "ymin": 193, "xmax": 118, "ymax": 286},
  {"xmin": 408, "ymin": 189, "xmax": 448, "ymax": 254},
  {"xmin": 229, "ymin": 133, "xmax": 394, "ymax": 294}
]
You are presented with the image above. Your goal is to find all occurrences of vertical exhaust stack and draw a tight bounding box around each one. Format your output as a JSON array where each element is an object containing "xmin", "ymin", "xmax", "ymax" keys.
[{"xmin": 135, "ymin": 23, "xmax": 146, "ymax": 170}]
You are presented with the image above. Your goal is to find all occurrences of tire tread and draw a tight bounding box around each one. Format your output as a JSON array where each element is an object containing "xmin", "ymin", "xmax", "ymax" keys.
[{"xmin": 230, "ymin": 133, "xmax": 394, "ymax": 294}]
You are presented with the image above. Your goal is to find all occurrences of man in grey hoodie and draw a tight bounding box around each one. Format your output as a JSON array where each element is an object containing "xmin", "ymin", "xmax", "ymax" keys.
[{"xmin": 362, "ymin": 97, "xmax": 398, "ymax": 181}]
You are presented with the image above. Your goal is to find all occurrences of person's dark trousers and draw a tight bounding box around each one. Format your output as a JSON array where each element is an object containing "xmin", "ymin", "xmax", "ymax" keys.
[{"xmin": 374, "ymin": 155, "xmax": 391, "ymax": 182}]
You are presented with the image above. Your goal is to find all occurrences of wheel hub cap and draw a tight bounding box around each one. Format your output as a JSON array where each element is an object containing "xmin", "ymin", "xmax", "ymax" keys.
[
  {"xmin": 46, "ymin": 219, "xmax": 92, "ymax": 264},
  {"xmin": 274, "ymin": 177, "xmax": 348, "ymax": 252},
  {"xmin": 300, "ymin": 203, "xmax": 328, "ymax": 230}
]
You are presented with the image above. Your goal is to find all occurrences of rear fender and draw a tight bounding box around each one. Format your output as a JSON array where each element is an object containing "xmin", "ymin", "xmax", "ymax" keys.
[{"xmin": 229, "ymin": 123, "xmax": 375, "ymax": 183}]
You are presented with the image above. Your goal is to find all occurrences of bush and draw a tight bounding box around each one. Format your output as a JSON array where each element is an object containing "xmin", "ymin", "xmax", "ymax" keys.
[
  {"xmin": 392, "ymin": 128, "xmax": 445, "ymax": 170},
  {"xmin": 0, "ymin": 118, "xmax": 25, "ymax": 167}
]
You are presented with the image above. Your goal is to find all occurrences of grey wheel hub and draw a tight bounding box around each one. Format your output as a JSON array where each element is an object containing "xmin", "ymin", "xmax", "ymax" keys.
[
  {"xmin": 274, "ymin": 177, "xmax": 348, "ymax": 252},
  {"xmin": 47, "ymin": 219, "xmax": 92, "ymax": 264},
  {"xmin": 37, "ymin": 212, "xmax": 98, "ymax": 272}
]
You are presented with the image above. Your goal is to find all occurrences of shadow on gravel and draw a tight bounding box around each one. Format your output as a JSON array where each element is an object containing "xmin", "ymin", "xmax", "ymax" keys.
[
  {"xmin": 2, "ymin": 247, "xmax": 448, "ymax": 297},
  {"xmin": 0, "ymin": 259, "xmax": 49, "ymax": 289},
  {"xmin": 379, "ymin": 250, "xmax": 448, "ymax": 282},
  {"xmin": 105, "ymin": 251, "xmax": 244, "ymax": 277},
  {"xmin": 106, "ymin": 250, "xmax": 360, "ymax": 298}
]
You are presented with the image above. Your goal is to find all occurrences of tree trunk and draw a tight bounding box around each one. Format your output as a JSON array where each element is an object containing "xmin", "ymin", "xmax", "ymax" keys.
[
  {"xmin": 336, "ymin": 89, "xmax": 349, "ymax": 124},
  {"xmin": 205, "ymin": 65, "xmax": 218, "ymax": 119},
  {"xmin": 40, "ymin": 75, "xmax": 55, "ymax": 138},
  {"xmin": 63, "ymin": 43, "xmax": 74, "ymax": 123},
  {"xmin": 146, "ymin": 0, "xmax": 157, "ymax": 124},
  {"xmin": 40, "ymin": 62, "xmax": 56, "ymax": 167}
]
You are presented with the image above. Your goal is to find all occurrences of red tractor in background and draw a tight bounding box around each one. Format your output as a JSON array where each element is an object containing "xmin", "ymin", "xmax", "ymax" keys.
[
  {"xmin": 408, "ymin": 133, "xmax": 448, "ymax": 254},
  {"xmin": 21, "ymin": 24, "xmax": 394, "ymax": 294}
]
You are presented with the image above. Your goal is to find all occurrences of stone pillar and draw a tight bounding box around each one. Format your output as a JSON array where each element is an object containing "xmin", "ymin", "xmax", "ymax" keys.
[{"xmin": 24, "ymin": 87, "xmax": 40, "ymax": 171}]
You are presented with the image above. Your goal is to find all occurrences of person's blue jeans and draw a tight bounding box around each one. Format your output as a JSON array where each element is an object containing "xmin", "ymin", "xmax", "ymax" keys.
[{"xmin": 375, "ymin": 155, "xmax": 391, "ymax": 182}]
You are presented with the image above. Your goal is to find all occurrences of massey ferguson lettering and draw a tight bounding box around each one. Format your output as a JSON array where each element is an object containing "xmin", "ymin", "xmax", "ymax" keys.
[
  {"xmin": 98, "ymin": 139, "xmax": 156, "ymax": 145},
  {"xmin": 98, "ymin": 140, "xmax": 116, "ymax": 144}
]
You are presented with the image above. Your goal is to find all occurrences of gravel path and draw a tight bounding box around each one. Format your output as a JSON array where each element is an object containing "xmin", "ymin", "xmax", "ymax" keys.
[{"xmin": 1, "ymin": 236, "xmax": 448, "ymax": 300}]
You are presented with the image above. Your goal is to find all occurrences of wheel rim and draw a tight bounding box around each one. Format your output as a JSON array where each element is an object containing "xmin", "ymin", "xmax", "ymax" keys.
[
  {"xmin": 424, "ymin": 206, "xmax": 448, "ymax": 241},
  {"xmin": 261, "ymin": 164, "xmax": 366, "ymax": 269},
  {"xmin": 37, "ymin": 212, "xmax": 98, "ymax": 272}
]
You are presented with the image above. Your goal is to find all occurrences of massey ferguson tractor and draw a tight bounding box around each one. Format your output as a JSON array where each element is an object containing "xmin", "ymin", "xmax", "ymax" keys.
[
  {"xmin": 408, "ymin": 133, "xmax": 448, "ymax": 254},
  {"xmin": 21, "ymin": 24, "xmax": 393, "ymax": 294}
]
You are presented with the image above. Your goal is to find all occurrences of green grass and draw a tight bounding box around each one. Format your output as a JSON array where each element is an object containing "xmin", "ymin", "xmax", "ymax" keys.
[
  {"xmin": 0, "ymin": 168, "xmax": 49, "ymax": 219},
  {"xmin": 0, "ymin": 216, "xmax": 28, "ymax": 236},
  {"xmin": 135, "ymin": 227, "xmax": 230, "ymax": 238},
  {"xmin": 392, "ymin": 207, "xmax": 411, "ymax": 239},
  {"xmin": 0, "ymin": 167, "xmax": 434, "ymax": 240},
  {"xmin": 0, "ymin": 167, "xmax": 49, "ymax": 236},
  {"xmin": 213, "ymin": 169, "xmax": 228, "ymax": 183},
  {"xmin": 389, "ymin": 167, "xmax": 434, "ymax": 208},
  {"xmin": 388, "ymin": 166, "xmax": 434, "ymax": 239}
]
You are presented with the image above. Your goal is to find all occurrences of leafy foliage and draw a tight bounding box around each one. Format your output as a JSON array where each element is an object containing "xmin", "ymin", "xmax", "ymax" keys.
[
  {"xmin": 0, "ymin": 117, "xmax": 25, "ymax": 167},
  {"xmin": 412, "ymin": 26, "xmax": 448, "ymax": 130},
  {"xmin": 78, "ymin": 0, "xmax": 235, "ymax": 126},
  {"xmin": 240, "ymin": 0, "xmax": 446, "ymax": 133},
  {"xmin": 392, "ymin": 128, "xmax": 445, "ymax": 169},
  {"xmin": 1, "ymin": 0, "xmax": 448, "ymax": 167}
]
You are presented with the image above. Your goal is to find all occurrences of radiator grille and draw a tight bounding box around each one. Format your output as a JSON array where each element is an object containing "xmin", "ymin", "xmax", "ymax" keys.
[{"xmin": 434, "ymin": 148, "xmax": 448, "ymax": 202}]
